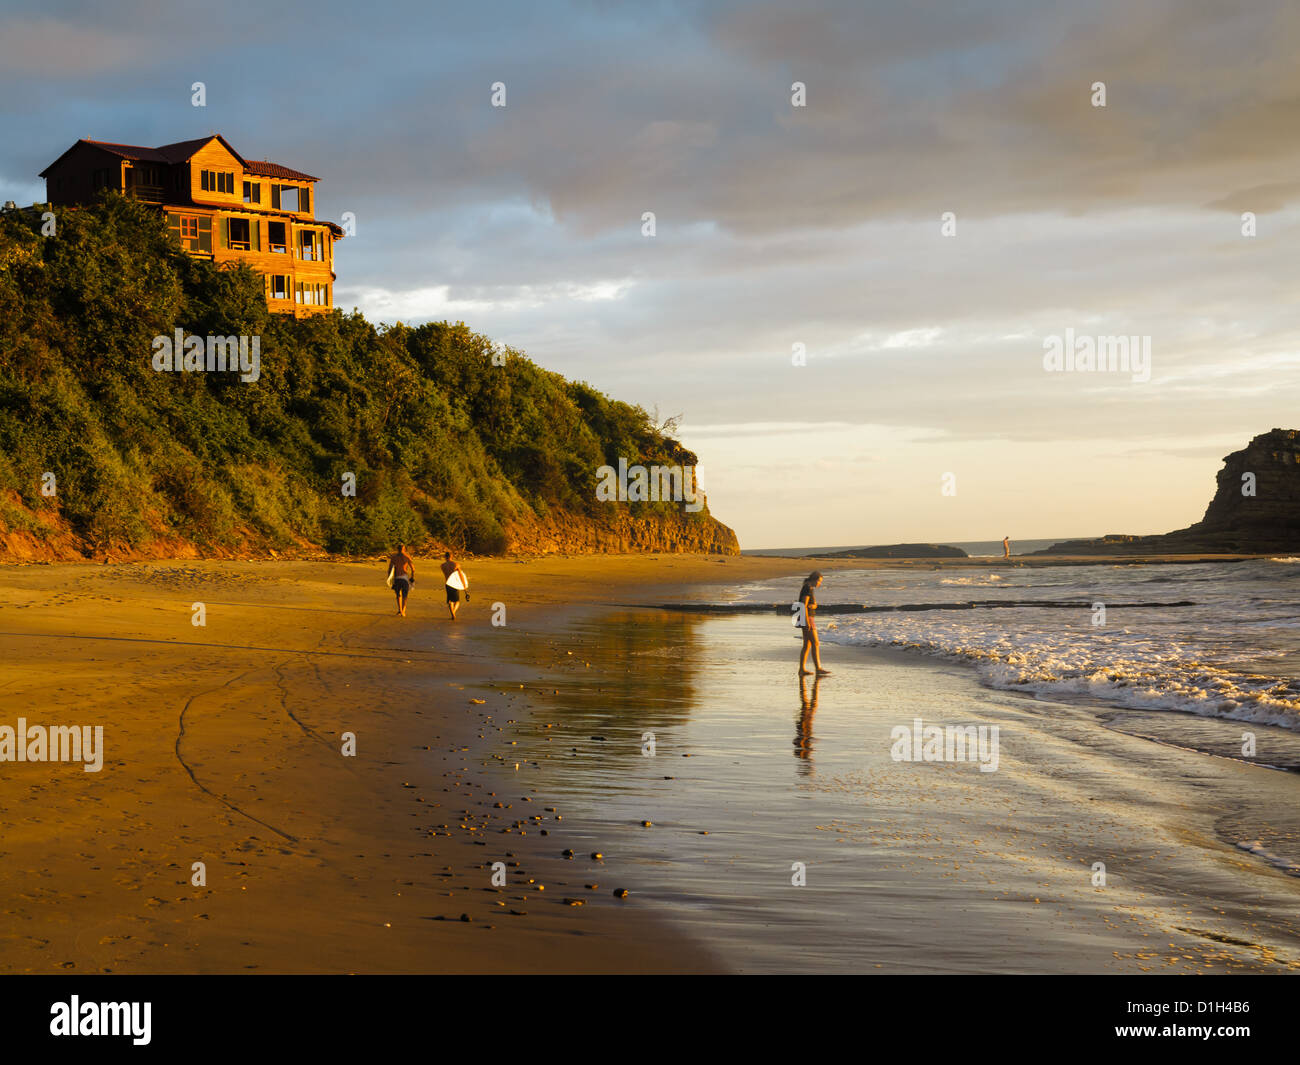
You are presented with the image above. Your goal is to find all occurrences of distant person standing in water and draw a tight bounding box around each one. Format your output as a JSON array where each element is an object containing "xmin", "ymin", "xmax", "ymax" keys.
[
  {"xmin": 386, "ymin": 544, "xmax": 415, "ymax": 617},
  {"xmin": 797, "ymin": 571, "xmax": 830, "ymax": 676},
  {"xmin": 1002, "ymin": 536, "xmax": 1011, "ymax": 559},
  {"xmin": 441, "ymin": 551, "xmax": 469, "ymax": 620}
]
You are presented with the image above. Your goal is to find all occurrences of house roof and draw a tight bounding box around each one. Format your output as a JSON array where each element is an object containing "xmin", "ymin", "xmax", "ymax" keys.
[
  {"xmin": 39, "ymin": 135, "xmax": 315, "ymax": 182},
  {"xmin": 244, "ymin": 160, "xmax": 318, "ymax": 183}
]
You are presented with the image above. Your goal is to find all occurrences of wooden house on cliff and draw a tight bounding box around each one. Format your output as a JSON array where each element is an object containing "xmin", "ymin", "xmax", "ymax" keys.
[{"xmin": 40, "ymin": 134, "xmax": 342, "ymax": 317}]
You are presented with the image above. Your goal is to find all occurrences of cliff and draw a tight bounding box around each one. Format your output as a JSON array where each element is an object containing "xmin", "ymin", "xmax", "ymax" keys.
[
  {"xmin": 0, "ymin": 195, "xmax": 738, "ymax": 562},
  {"xmin": 1034, "ymin": 429, "xmax": 1300, "ymax": 555},
  {"xmin": 506, "ymin": 506, "xmax": 738, "ymax": 555}
]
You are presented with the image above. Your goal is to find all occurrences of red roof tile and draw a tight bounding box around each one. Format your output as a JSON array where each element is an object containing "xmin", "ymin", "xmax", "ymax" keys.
[{"xmin": 244, "ymin": 160, "xmax": 318, "ymax": 182}]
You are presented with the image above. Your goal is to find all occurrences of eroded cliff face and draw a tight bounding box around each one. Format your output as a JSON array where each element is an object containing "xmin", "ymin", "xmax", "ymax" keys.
[
  {"xmin": 504, "ymin": 505, "xmax": 739, "ymax": 555},
  {"xmin": 0, "ymin": 488, "xmax": 740, "ymax": 562},
  {"xmin": 1034, "ymin": 429, "xmax": 1300, "ymax": 555}
]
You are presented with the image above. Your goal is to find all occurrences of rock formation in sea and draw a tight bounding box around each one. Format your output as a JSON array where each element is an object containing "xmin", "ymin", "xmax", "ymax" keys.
[{"xmin": 1034, "ymin": 428, "xmax": 1300, "ymax": 555}]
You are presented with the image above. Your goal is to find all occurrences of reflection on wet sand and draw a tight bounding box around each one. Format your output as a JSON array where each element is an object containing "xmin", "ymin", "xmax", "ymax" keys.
[
  {"xmin": 485, "ymin": 609, "xmax": 705, "ymax": 790},
  {"xmin": 794, "ymin": 674, "xmax": 820, "ymax": 773}
]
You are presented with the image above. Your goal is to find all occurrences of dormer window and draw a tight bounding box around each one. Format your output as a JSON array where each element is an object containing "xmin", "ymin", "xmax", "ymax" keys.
[{"xmin": 243, "ymin": 180, "xmax": 261, "ymax": 204}]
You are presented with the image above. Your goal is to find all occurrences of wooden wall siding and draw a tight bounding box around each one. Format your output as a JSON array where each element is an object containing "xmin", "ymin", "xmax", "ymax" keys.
[{"xmin": 188, "ymin": 140, "xmax": 244, "ymax": 209}]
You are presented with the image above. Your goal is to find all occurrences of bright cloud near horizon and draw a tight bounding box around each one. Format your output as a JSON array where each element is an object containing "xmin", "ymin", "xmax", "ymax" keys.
[{"xmin": 4, "ymin": 0, "xmax": 1297, "ymax": 549}]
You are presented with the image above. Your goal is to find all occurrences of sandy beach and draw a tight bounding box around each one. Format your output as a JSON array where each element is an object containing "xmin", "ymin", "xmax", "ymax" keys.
[
  {"xmin": 0, "ymin": 553, "xmax": 836, "ymax": 973},
  {"xmin": 2, "ymin": 553, "xmax": 1299, "ymax": 974}
]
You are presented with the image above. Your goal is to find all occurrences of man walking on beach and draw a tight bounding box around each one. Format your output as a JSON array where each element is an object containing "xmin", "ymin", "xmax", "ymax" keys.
[
  {"xmin": 441, "ymin": 551, "xmax": 468, "ymax": 621},
  {"xmin": 1002, "ymin": 536, "xmax": 1011, "ymax": 559},
  {"xmin": 797, "ymin": 571, "xmax": 830, "ymax": 677},
  {"xmin": 387, "ymin": 544, "xmax": 415, "ymax": 618}
]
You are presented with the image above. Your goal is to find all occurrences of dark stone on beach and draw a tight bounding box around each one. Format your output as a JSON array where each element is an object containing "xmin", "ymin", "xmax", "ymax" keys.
[
  {"xmin": 563, "ymin": 898, "xmax": 584, "ymax": 906},
  {"xmin": 613, "ymin": 889, "xmax": 629, "ymax": 898},
  {"xmin": 459, "ymin": 914, "xmax": 472, "ymax": 922},
  {"xmin": 562, "ymin": 849, "xmax": 575, "ymax": 858},
  {"xmin": 590, "ymin": 852, "xmax": 603, "ymax": 860}
]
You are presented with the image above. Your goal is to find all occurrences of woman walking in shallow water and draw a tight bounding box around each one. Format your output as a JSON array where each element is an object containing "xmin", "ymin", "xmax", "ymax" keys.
[{"xmin": 797, "ymin": 571, "xmax": 831, "ymax": 676}]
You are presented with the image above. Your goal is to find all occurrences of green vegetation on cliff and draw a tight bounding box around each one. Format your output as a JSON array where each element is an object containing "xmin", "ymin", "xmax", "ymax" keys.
[{"xmin": 0, "ymin": 194, "xmax": 736, "ymax": 557}]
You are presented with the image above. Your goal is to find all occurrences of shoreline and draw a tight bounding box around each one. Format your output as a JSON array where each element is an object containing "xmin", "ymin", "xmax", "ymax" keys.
[{"xmin": 4, "ymin": 552, "xmax": 1299, "ymax": 973}]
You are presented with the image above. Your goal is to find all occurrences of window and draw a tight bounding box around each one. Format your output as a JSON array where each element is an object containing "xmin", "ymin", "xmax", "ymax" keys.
[
  {"xmin": 201, "ymin": 170, "xmax": 234, "ymax": 194},
  {"xmin": 243, "ymin": 180, "xmax": 261, "ymax": 204},
  {"xmin": 271, "ymin": 184, "xmax": 300, "ymax": 212},
  {"xmin": 168, "ymin": 214, "xmax": 212, "ymax": 253},
  {"xmin": 227, "ymin": 217, "xmax": 251, "ymax": 250},
  {"xmin": 268, "ymin": 275, "xmax": 290, "ymax": 300},
  {"xmin": 267, "ymin": 221, "xmax": 287, "ymax": 253},
  {"xmin": 300, "ymin": 187, "xmax": 311, "ymax": 214},
  {"xmin": 298, "ymin": 230, "xmax": 321, "ymax": 261},
  {"xmin": 295, "ymin": 282, "xmax": 328, "ymax": 306},
  {"xmin": 92, "ymin": 167, "xmax": 113, "ymax": 190}
]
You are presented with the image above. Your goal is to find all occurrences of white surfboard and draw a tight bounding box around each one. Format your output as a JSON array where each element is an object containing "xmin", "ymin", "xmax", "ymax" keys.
[
  {"xmin": 386, "ymin": 567, "xmax": 394, "ymax": 589},
  {"xmin": 445, "ymin": 570, "xmax": 468, "ymax": 590}
]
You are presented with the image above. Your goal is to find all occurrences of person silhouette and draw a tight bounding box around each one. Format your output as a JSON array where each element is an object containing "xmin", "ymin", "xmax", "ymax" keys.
[{"xmin": 797, "ymin": 571, "xmax": 830, "ymax": 676}]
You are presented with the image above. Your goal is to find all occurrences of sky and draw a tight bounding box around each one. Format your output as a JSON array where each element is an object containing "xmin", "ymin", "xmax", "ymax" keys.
[{"xmin": 3, "ymin": 0, "xmax": 1297, "ymax": 549}]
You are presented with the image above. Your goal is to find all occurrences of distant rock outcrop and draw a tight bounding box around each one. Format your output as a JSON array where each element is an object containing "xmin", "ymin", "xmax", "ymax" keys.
[
  {"xmin": 1034, "ymin": 429, "xmax": 1300, "ymax": 555},
  {"xmin": 814, "ymin": 543, "xmax": 968, "ymax": 559}
]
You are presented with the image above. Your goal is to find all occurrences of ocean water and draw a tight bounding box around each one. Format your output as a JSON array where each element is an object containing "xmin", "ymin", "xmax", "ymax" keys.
[
  {"xmin": 743, "ymin": 538, "xmax": 1077, "ymax": 558},
  {"xmin": 723, "ymin": 559, "xmax": 1300, "ymax": 733},
  {"xmin": 474, "ymin": 565, "xmax": 1300, "ymax": 972}
]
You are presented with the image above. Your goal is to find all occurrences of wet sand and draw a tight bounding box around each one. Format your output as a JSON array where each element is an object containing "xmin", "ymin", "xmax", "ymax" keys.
[
  {"xmin": 3, "ymin": 553, "xmax": 1299, "ymax": 973},
  {"xmin": 460, "ymin": 603, "xmax": 1300, "ymax": 973}
]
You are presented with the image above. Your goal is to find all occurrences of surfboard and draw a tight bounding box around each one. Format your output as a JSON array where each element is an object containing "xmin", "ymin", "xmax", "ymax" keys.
[
  {"xmin": 445, "ymin": 570, "xmax": 468, "ymax": 591},
  {"xmin": 385, "ymin": 566, "xmax": 394, "ymax": 589}
]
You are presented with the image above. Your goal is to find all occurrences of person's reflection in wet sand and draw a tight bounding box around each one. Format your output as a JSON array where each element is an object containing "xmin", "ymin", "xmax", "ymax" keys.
[{"xmin": 794, "ymin": 673, "xmax": 820, "ymax": 774}]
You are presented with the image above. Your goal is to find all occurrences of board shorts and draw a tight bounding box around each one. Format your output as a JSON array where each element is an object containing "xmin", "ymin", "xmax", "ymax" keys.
[
  {"xmin": 393, "ymin": 576, "xmax": 411, "ymax": 596},
  {"xmin": 445, "ymin": 585, "xmax": 460, "ymax": 603}
]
